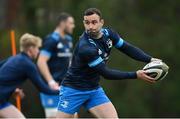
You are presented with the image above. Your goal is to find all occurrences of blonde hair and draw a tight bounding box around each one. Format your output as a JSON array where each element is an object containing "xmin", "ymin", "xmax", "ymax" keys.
[{"xmin": 20, "ymin": 33, "xmax": 42, "ymax": 52}]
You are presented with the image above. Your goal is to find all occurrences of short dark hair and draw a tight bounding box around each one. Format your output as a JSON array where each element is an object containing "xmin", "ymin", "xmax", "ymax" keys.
[
  {"xmin": 84, "ymin": 8, "xmax": 102, "ymax": 18},
  {"xmin": 56, "ymin": 12, "xmax": 72, "ymax": 26}
]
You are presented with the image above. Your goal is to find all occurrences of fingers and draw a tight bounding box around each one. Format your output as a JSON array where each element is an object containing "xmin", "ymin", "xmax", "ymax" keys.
[
  {"xmin": 48, "ymin": 80, "xmax": 60, "ymax": 90},
  {"xmin": 143, "ymin": 73, "xmax": 155, "ymax": 80},
  {"xmin": 17, "ymin": 89, "xmax": 25, "ymax": 99},
  {"xmin": 50, "ymin": 83, "xmax": 59, "ymax": 90},
  {"xmin": 54, "ymin": 85, "xmax": 60, "ymax": 90},
  {"xmin": 151, "ymin": 58, "xmax": 162, "ymax": 62},
  {"xmin": 143, "ymin": 77, "xmax": 156, "ymax": 83},
  {"xmin": 142, "ymin": 74, "xmax": 156, "ymax": 83},
  {"xmin": 13, "ymin": 89, "xmax": 25, "ymax": 99},
  {"xmin": 137, "ymin": 70, "xmax": 156, "ymax": 83}
]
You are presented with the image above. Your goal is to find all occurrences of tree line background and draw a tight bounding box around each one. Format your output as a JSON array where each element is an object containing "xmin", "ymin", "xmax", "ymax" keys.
[{"xmin": 0, "ymin": 0, "xmax": 179, "ymax": 117}]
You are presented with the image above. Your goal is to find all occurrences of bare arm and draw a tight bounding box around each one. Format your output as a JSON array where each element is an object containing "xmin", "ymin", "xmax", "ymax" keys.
[
  {"xmin": 37, "ymin": 54, "xmax": 59, "ymax": 90},
  {"xmin": 37, "ymin": 55, "xmax": 53, "ymax": 82}
]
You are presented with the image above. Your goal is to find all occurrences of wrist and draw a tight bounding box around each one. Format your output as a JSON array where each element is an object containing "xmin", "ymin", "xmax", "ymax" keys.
[
  {"xmin": 128, "ymin": 72, "xmax": 137, "ymax": 79},
  {"xmin": 48, "ymin": 79, "xmax": 56, "ymax": 85},
  {"xmin": 136, "ymin": 70, "xmax": 141, "ymax": 79}
]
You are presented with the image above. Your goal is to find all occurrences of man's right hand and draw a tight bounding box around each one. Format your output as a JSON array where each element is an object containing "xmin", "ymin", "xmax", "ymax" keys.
[
  {"xmin": 136, "ymin": 70, "xmax": 156, "ymax": 83},
  {"xmin": 13, "ymin": 88, "xmax": 25, "ymax": 99},
  {"xmin": 48, "ymin": 79, "xmax": 60, "ymax": 90}
]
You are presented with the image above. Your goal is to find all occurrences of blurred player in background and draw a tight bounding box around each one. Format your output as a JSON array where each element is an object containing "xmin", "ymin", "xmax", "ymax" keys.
[
  {"xmin": 37, "ymin": 12, "xmax": 75, "ymax": 118},
  {"xmin": 0, "ymin": 33, "xmax": 59, "ymax": 118},
  {"xmin": 56, "ymin": 8, "xmax": 161, "ymax": 118}
]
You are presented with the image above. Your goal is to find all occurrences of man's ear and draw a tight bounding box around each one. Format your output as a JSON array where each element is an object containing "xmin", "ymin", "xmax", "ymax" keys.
[
  {"xmin": 58, "ymin": 21, "xmax": 65, "ymax": 29},
  {"xmin": 100, "ymin": 19, "xmax": 104, "ymax": 26},
  {"xmin": 61, "ymin": 22, "xmax": 66, "ymax": 29},
  {"xmin": 83, "ymin": 20, "xmax": 86, "ymax": 27}
]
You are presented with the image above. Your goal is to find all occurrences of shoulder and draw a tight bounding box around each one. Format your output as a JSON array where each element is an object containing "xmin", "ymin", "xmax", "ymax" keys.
[
  {"xmin": 101, "ymin": 27, "xmax": 110, "ymax": 36},
  {"xmin": 101, "ymin": 27, "xmax": 113, "ymax": 36},
  {"xmin": 101, "ymin": 27, "xmax": 119, "ymax": 37},
  {"xmin": 42, "ymin": 32, "xmax": 61, "ymax": 50},
  {"xmin": 102, "ymin": 27, "xmax": 125, "ymax": 47},
  {"xmin": 44, "ymin": 32, "xmax": 60, "ymax": 44},
  {"xmin": 18, "ymin": 53, "xmax": 36, "ymax": 69}
]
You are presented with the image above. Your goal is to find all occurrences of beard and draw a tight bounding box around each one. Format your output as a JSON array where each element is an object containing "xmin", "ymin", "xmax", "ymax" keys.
[{"xmin": 87, "ymin": 30, "xmax": 100, "ymax": 38}]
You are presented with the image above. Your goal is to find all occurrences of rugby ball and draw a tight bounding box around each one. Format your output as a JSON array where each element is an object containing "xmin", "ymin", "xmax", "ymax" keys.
[{"xmin": 143, "ymin": 61, "xmax": 169, "ymax": 81}]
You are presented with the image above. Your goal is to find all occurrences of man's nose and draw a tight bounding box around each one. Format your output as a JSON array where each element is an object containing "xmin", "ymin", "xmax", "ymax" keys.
[{"xmin": 89, "ymin": 23, "xmax": 93, "ymax": 29}]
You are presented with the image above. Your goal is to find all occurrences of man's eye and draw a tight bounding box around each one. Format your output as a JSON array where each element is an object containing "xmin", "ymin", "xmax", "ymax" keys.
[
  {"xmin": 92, "ymin": 21, "xmax": 98, "ymax": 24},
  {"xmin": 85, "ymin": 21, "xmax": 90, "ymax": 25}
]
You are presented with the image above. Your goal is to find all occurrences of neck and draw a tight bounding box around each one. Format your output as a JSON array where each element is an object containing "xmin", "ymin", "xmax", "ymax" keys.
[{"xmin": 55, "ymin": 27, "xmax": 65, "ymax": 38}]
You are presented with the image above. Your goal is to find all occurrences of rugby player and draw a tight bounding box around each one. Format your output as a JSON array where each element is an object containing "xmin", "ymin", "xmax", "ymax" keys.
[
  {"xmin": 0, "ymin": 33, "xmax": 59, "ymax": 118},
  {"xmin": 56, "ymin": 8, "xmax": 160, "ymax": 118},
  {"xmin": 37, "ymin": 12, "xmax": 75, "ymax": 118}
]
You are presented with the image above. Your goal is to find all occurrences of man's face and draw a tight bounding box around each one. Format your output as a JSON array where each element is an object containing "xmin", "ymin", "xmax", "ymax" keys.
[
  {"xmin": 83, "ymin": 14, "xmax": 104, "ymax": 37},
  {"xmin": 64, "ymin": 17, "xmax": 75, "ymax": 35},
  {"xmin": 28, "ymin": 46, "xmax": 39, "ymax": 59}
]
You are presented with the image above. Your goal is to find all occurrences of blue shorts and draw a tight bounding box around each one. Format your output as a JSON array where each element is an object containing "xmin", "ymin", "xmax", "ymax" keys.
[
  {"xmin": 57, "ymin": 86, "xmax": 110, "ymax": 114},
  {"xmin": 40, "ymin": 93, "xmax": 59, "ymax": 108},
  {"xmin": 0, "ymin": 102, "xmax": 11, "ymax": 110}
]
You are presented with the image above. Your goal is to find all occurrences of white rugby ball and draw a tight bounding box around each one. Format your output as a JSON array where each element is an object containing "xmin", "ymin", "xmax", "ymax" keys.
[{"xmin": 143, "ymin": 61, "xmax": 169, "ymax": 81}]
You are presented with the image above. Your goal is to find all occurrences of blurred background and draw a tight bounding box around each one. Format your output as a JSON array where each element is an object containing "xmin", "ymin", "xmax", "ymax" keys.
[{"xmin": 0, "ymin": 0, "xmax": 179, "ymax": 118}]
